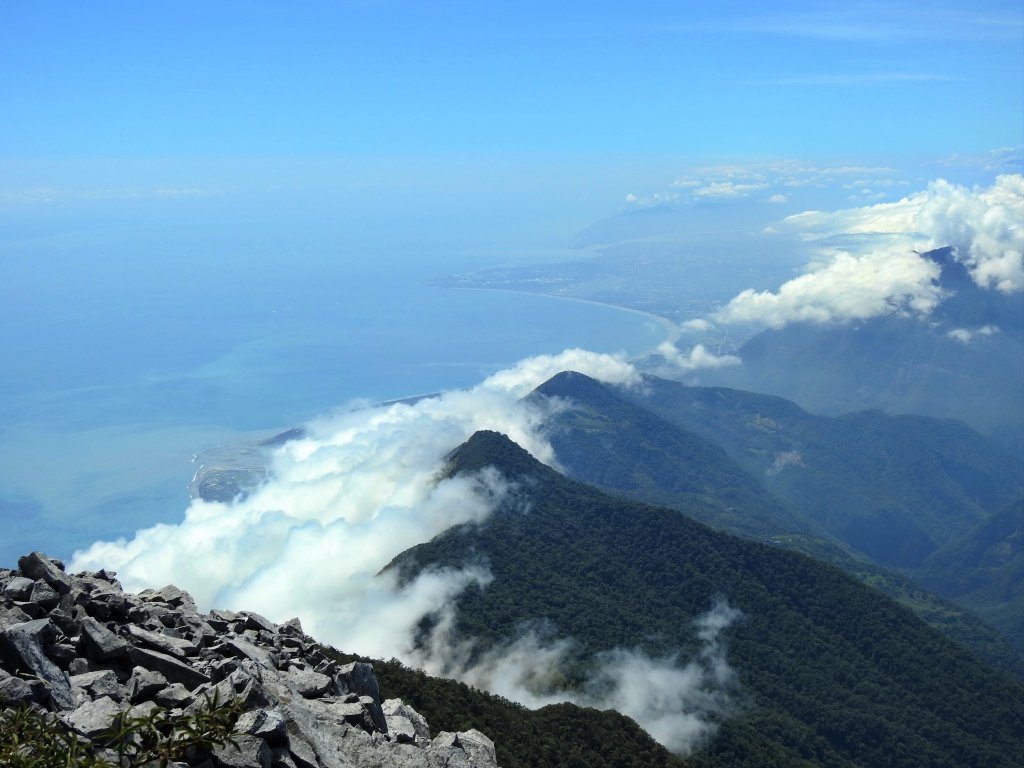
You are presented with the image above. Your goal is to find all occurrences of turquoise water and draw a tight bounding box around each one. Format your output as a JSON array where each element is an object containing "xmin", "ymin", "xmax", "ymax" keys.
[{"xmin": 0, "ymin": 253, "xmax": 665, "ymax": 563}]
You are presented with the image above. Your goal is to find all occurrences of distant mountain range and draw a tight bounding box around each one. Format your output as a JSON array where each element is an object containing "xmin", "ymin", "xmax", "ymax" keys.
[
  {"xmin": 697, "ymin": 248, "xmax": 1024, "ymax": 458},
  {"xmin": 532, "ymin": 371, "xmax": 1024, "ymax": 665}
]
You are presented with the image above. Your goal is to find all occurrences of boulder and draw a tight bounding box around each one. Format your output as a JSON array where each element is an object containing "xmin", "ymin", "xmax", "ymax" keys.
[
  {"xmin": 71, "ymin": 669, "xmax": 125, "ymax": 702},
  {"xmin": 128, "ymin": 646, "xmax": 210, "ymax": 690},
  {"xmin": 2, "ymin": 576, "xmax": 34, "ymax": 601},
  {"xmin": 17, "ymin": 552, "xmax": 71, "ymax": 595},
  {"xmin": 0, "ymin": 673, "xmax": 44, "ymax": 707},
  {"xmin": 285, "ymin": 666, "xmax": 333, "ymax": 698},
  {"xmin": 384, "ymin": 699, "xmax": 431, "ymax": 744},
  {"xmin": 154, "ymin": 681, "xmax": 194, "ymax": 708},
  {"xmin": 124, "ymin": 623, "xmax": 199, "ymax": 658},
  {"xmin": 235, "ymin": 707, "xmax": 288, "ymax": 746},
  {"xmin": 1, "ymin": 553, "xmax": 500, "ymax": 768},
  {"xmin": 126, "ymin": 666, "xmax": 169, "ymax": 703},
  {"xmin": 211, "ymin": 734, "xmax": 272, "ymax": 768},
  {"xmin": 0, "ymin": 618, "xmax": 75, "ymax": 709},
  {"xmin": 63, "ymin": 695, "xmax": 126, "ymax": 739},
  {"xmin": 78, "ymin": 616, "xmax": 130, "ymax": 661}
]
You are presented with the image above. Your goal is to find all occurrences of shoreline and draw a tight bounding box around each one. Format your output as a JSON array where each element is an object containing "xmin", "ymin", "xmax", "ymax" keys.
[{"xmin": 438, "ymin": 284, "xmax": 680, "ymax": 359}]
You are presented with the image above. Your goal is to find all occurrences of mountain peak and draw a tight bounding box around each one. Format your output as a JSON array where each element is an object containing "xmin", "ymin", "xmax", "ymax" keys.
[{"xmin": 443, "ymin": 430, "xmax": 558, "ymax": 482}]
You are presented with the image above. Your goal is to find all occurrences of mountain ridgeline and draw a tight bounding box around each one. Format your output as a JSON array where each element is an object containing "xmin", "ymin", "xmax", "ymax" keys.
[{"xmin": 388, "ymin": 430, "xmax": 1024, "ymax": 768}]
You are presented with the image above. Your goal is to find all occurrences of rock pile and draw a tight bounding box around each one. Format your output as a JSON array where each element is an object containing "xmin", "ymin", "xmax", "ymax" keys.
[{"xmin": 0, "ymin": 552, "xmax": 498, "ymax": 768}]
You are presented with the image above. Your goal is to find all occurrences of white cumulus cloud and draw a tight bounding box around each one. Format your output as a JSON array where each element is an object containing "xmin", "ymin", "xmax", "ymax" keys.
[
  {"xmin": 714, "ymin": 174, "xmax": 1023, "ymax": 328},
  {"xmin": 657, "ymin": 342, "xmax": 742, "ymax": 370}
]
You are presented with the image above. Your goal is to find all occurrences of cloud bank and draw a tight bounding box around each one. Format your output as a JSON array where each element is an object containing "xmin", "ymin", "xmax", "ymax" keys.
[
  {"xmin": 68, "ymin": 348, "xmax": 738, "ymax": 754},
  {"xmin": 714, "ymin": 174, "xmax": 1023, "ymax": 328},
  {"xmin": 412, "ymin": 599, "xmax": 743, "ymax": 757}
]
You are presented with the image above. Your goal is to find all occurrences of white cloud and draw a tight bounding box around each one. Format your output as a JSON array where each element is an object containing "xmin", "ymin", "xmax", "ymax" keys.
[
  {"xmin": 657, "ymin": 342, "xmax": 741, "ymax": 370},
  {"xmin": 480, "ymin": 348, "xmax": 640, "ymax": 398},
  {"xmin": 947, "ymin": 325, "xmax": 999, "ymax": 344},
  {"xmin": 694, "ymin": 181, "xmax": 769, "ymax": 198},
  {"xmin": 715, "ymin": 249, "xmax": 942, "ymax": 328},
  {"xmin": 682, "ymin": 318, "xmax": 713, "ymax": 332},
  {"xmin": 714, "ymin": 175, "xmax": 1024, "ymax": 328},
  {"xmin": 767, "ymin": 194, "xmax": 788, "ymax": 204},
  {"xmin": 412, "ymin": 599, "xmax": 743, "ymax": 757}
]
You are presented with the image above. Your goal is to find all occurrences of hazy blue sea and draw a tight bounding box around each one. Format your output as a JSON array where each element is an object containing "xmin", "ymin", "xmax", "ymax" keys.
[{"xmin": 0, "ymin": 250, "xmax": 665, "ymax": 564}]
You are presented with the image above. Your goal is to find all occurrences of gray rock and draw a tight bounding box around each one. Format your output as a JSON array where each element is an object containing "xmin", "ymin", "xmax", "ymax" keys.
[
  {"xmin": 212, "ymin": 734, "xmax": 272, "ymax": 768},
  {"xmin": 271, "ymin": 745, "xmax": 300, "ymax": 768},
  {"xmin": 47, "ymin": 641, "xmax": 79, "ymax": 669},
  {"xmin": 79, "ymin": 616, "xmax": 130, "ymax": 661},
  {"xmin": 124, "ymin": 623, "xmax": 199, "ymax": 658},
  {"xmin": 0, "ymin": 674, "xmax": 44, "ymax": 706},
  {"xmin": 71, "ymin": 669, "xmax": 124, "ymax": 702},
  {"xmin": 241, "ymin": 612, "xmax": 276, "ymax": 634},
  {"xmin": 86, "ymin": 589, "xmax": 130, "ymax": 621},
  {"xmin": 154, "ymin": 681, "xmax": 194, "ymax": 708},
  {"xmin": 334, "ymin": 663, "xmax": 387, "ymax": 733},
  {"xmin": 127, "ymin": 699, "xmax": 160, "ymax": 719},
  {"xmin": 286, "ymin": 733, "xmax": 320, "ymax": 768},
  {"xmin": 127, "ymin": 666, "xmax": 169, "ymax": 702},
  {"xmin": 387, "ymin": 714, "xmax": 417, "ymax": 744},
  {"xmin": 0, "ymin": 618, "xmax": 75, "ymax": 710},
  {"xmin": 384, "ymin": 699, "xmax": 431, "ymax": 744},
  {"xmin": 128, "ymin": 646, "xmax": 211, "ymax": 690},
  {"xmin": 286, "ymin": 666, "xmax": 332, "ymax": 698},
  {"xmin": 235, "ymin": 707, "xmax": 288, "ymax": 746},
  {"xmin": 29, "ymin": 579, "xmax": 62, "ymax": 609},
  {"xmin": 223, "ymin": 637, "xmax": 277, "ymax": 669},
  {"xmin": 3, "ymin": 576, "xmax": 34, "ymax": 601},
  {"xmin": 0, "ymin": 604, "xmax": 32, "ymax": 628},
  {"xmin": 64, "ymin": 695, "xmax": 126, "ymax": 739},
  {"xmin": 457, "ymin": 729, "xmax": 497, "ymax": 767},
  {"xmin": 18, "ymin": 552, "xmax": 71, "ymax": 595}
]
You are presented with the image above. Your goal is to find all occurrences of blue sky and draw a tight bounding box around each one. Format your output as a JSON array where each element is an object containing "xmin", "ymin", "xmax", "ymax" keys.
[{"xmin": 2, "ymin": 1, "xmax": 1021, "ymax": 159}]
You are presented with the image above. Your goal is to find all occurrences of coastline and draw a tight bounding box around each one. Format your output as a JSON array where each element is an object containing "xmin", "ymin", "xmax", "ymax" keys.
[{"xmin": 439, "ymin": 284, "xmax": 680, "ymax": 359}]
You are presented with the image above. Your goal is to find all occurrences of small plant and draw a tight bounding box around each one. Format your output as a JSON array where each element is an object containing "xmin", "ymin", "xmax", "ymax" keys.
[
  {"xmin": 0, "ymin": 692, "xmax": 245, "ymax": 768},
  {"xmin": 0, "ymin": 706, "xmax": 107, "ymax": 768}
]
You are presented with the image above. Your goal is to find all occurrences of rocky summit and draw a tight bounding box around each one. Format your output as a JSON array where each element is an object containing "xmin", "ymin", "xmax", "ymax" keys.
[{"xmin": 0, "ymin": 552, "xmax": 498, "ymax": 768}]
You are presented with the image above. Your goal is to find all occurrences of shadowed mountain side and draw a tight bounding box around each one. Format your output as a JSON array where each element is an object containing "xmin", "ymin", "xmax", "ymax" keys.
[
  {"xmin": 697, "ymin": 248, "xmax": 1024, "ymax": 458},
  {"xmin": 918, "ymin": 497, "xmax": 1024, "ymax": 650},
  {"xmin": 529, "ymin": 371, "xmax": 821, "ymax": 542},
  {"xmin": 621, "ymin": 375, "xmax": 1024, "ymax": 569},
  {"xmin": 388, "ymin": 431, "xmax": 1024, "ymax": 768},
  {"xmin": 527, "ymin": 371, "xmax": 1024, "ymax": 674}
]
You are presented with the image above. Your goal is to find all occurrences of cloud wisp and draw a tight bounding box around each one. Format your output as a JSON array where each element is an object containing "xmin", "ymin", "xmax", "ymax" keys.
[{"xmin": 411, "ymin": 599, "xmax": 743, "ymax": 757}]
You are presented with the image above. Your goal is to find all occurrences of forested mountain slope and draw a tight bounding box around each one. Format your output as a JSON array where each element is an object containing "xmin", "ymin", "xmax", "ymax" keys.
[
  {"xmin": 530, "ymin": 371, "xmax": 1024, "ymax": 673},
  {"xmin": 388, "ymin": 431, "xmax": 1024, "ymax": 768},
  {"xmin": 621, "ymin": 374, "xmax": 1023, "ymax": 569}
]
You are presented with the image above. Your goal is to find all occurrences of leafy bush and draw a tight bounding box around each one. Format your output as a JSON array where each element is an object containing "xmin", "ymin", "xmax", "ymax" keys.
[{"xmin": 0, "ymin": 692, "xmax": 244, "ymax": 768}]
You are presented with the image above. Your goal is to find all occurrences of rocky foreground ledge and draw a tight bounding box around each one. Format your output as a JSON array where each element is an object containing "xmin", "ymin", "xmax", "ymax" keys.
[{"xmin": 0, "ymin": 552, "xmax": 498, "ymax": 768}]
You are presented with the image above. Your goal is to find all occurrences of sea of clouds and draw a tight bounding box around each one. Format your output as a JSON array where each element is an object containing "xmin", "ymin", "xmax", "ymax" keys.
[{"xmin": 71, "ymin": 347, "xmax": 739, "ymax": 755}]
